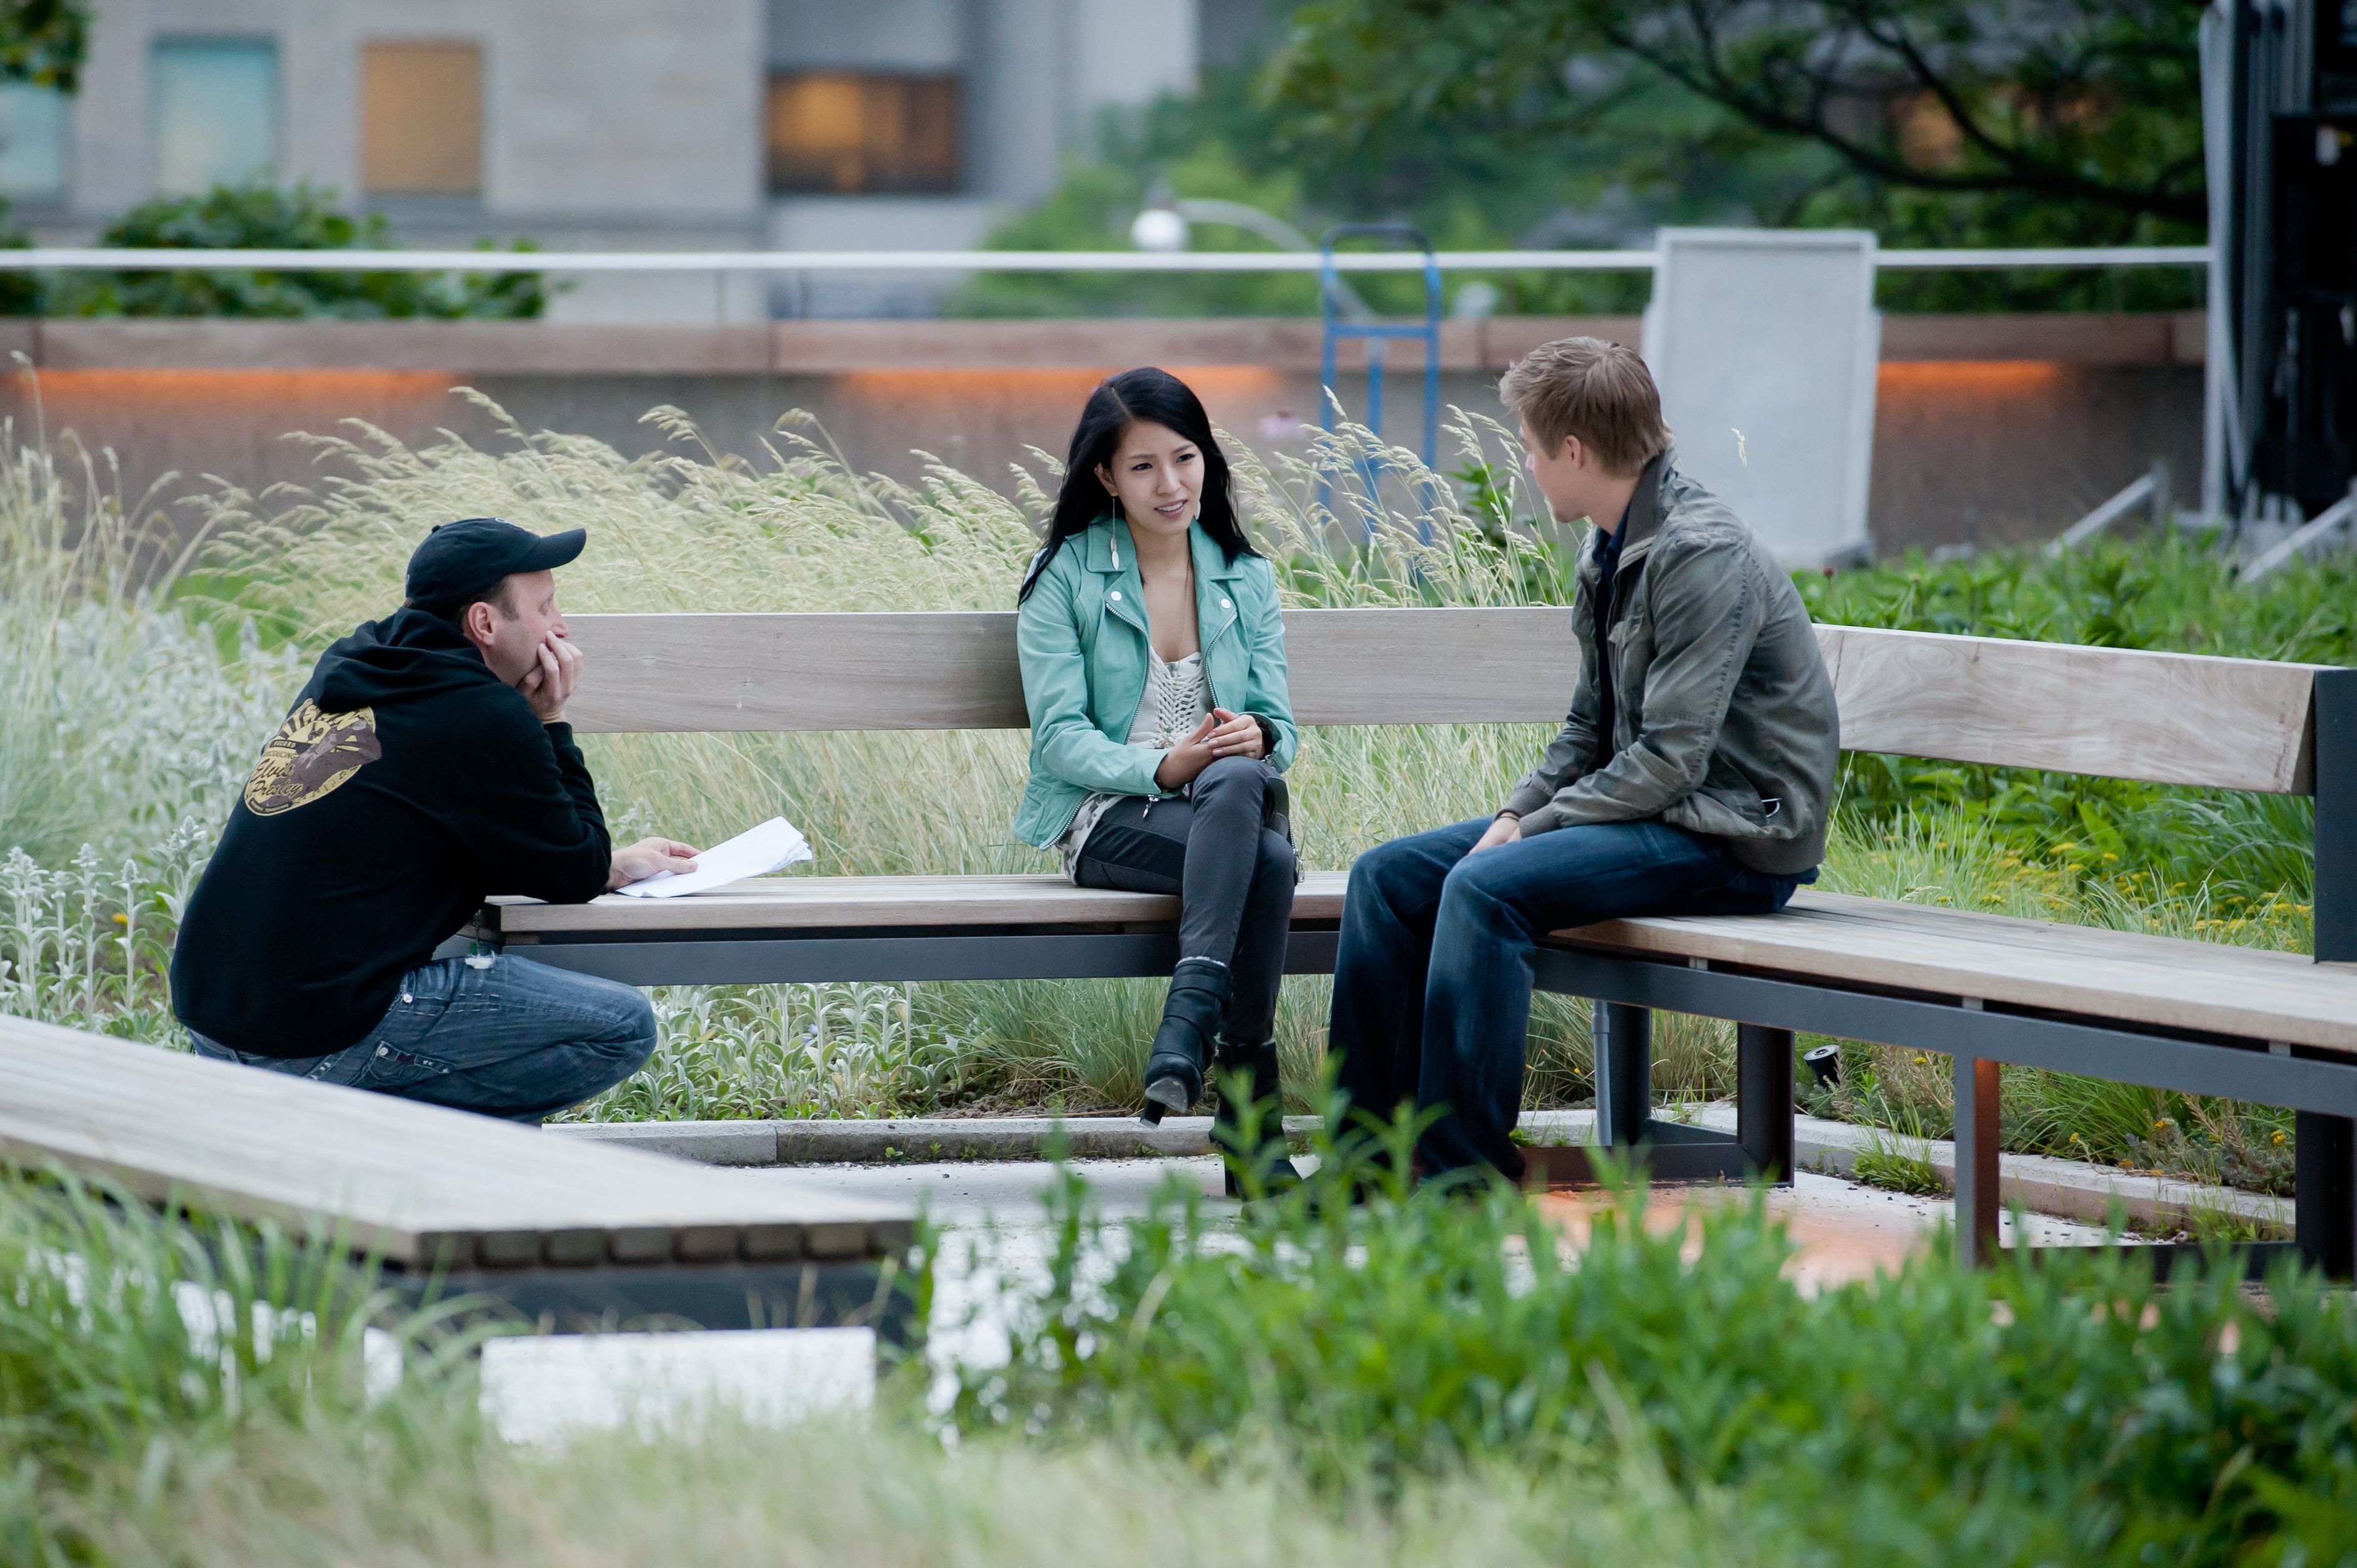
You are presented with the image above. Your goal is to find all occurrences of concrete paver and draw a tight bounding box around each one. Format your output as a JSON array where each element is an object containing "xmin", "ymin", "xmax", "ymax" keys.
[
  {"xmin": 1537, "ymin": 1170, "xmax": 2128, "ymax": 1290},
  {"xmin": 483, "ymin": 1157, "xmax": 2142, "ymax": 1443},
  {"xmin": 757, "ymin": 1156, "xmax": 2134, "ymax": 1287}
]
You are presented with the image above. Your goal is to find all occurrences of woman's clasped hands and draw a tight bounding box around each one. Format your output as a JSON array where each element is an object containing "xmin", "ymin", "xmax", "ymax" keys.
[{"xmin": 1153, "ymin": 706, "xmax": 1265, "ymax": 789}]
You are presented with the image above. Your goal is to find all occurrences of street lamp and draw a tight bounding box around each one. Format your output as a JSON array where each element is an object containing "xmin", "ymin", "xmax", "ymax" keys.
[
  {"xmin": 1128, "ymin": 182, "xmax": 1371, "ymax": 316},
  {"xmin": 1129, "ymin": 184, "xmax": 1191, "ymax": 253}
]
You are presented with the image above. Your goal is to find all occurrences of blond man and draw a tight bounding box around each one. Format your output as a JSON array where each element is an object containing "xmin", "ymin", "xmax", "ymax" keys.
[{"xmin": 1326, "ymin": 337, "xmax": 1839, "ymax": 1181}]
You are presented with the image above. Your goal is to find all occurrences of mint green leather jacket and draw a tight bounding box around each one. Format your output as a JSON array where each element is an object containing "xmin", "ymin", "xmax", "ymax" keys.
[{"xmin": 1011, "ymin": 514, "xmax": 1297, "ymax": 850}]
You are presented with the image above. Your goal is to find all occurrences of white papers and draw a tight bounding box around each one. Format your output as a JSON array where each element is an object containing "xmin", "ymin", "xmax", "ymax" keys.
[{"xmin": 615, "ymin": 816, "xmax": 811, "ymax": 898}]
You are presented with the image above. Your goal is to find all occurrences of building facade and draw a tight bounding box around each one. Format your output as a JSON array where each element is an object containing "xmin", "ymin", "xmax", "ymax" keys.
[{"xmin": 3, "ymin": 0, "xmax": 1266, "ymax": 318}]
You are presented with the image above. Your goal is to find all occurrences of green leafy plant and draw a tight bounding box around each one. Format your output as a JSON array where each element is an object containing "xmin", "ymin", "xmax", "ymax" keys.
[
  {"xmin": 1852, "ymin": 1112, "xmax": 1946, "ymax": 1195},
  {"xmin": 951, "ymin": 1134, "xmax": 2357, "ymax": 1561},
  {"xmin": 49, "ymin": 182, "xmax": 548, "ymax": 320},
  {"xmin": 0, "ymin": 1167, "xmax": 485, "ymax": 1562}
]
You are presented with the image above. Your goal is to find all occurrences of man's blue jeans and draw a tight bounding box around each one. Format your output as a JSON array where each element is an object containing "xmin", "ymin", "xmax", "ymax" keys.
[
  {"xmin": 188, "ymin": 953, "xmax": 657, "ymax": 1125},
  {"xmin": 1327, "ymin": 817, "xmax": 1808, "ymax": 1179}
]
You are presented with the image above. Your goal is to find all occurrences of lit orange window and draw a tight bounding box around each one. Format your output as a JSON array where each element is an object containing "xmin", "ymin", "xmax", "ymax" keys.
[
  {"xmin": 767, "ymin": 72, "xmax": 958, "ymax": 195},
  {"xmin": 362, "ymin": 42, "xmax": 482, "ymax": 196}
]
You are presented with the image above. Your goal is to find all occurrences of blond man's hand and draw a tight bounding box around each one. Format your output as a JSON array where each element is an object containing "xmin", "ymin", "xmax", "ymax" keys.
[{"xmin": 1470, "ymin": 813, "xmax": 1523, "ymax": 853}]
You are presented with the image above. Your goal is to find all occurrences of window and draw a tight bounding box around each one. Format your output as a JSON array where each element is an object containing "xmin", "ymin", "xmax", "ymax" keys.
[
  {"xmin": 361, "ymin": 42, "xmax": 482, "ymax": 197},
  {"xmin": 152, "ymin": 39, "xmax": 278, "ymax": 194},
  {"xmin": 0, "ymin": 83, "xmax": 65, "ymax": 198},
  {"xmin": 766, "ymin": 72, "xmax": 957, "ymax": 195}
]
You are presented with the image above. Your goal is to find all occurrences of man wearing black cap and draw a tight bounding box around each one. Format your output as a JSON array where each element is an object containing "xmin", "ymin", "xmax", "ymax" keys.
[{"xmin": 170, "ymin": 518, "xmax": 699, "ymax": 1122}]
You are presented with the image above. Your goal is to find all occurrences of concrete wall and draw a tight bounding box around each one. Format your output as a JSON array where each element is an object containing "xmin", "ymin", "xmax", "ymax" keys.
[
  {"xmin": 0, "ymin": 313, "xmax": 2205, "ymax": 558},
  {"xmin": 1069, "ymin": 0, "xmax": 1198, "ymax": 128},
  {"xmin": 768, "ymin": 0, "xmax": 968, "ymax": 72},
  {"xmin": 69, "ymin": 0, "xmax": 767, "ymax": 224},
  {"xmin": 51, "ymin": 0, "xmax": 1223, "ymax": 321}
]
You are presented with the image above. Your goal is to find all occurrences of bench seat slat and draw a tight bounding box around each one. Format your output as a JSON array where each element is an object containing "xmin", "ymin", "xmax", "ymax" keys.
[
  {"xmin": 1557, "ymin": 890, "xmax": 2357, "ymax": 1056},
  {"xmin": 486, "ymin": 871, "xmax": 1351, "ymax": 935},
  {"xmin": 0, "ymin": 1017, "xmax": 908, "ymax": 1268},
  {"xmin": 488, "ymin": 877, "xmax": 2357, "ymax": 1056}
]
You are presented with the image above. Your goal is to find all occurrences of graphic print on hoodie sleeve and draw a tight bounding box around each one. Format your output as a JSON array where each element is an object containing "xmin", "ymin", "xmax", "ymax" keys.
[{"xmin": 242, "ymin": 700, "xmax": 385, "ymax": 816}]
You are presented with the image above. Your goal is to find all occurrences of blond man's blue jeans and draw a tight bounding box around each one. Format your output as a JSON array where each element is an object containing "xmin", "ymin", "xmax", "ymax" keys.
[{"xmin": 1327, "ymin": 816, "xmax": 1808, "ymax": 1179}]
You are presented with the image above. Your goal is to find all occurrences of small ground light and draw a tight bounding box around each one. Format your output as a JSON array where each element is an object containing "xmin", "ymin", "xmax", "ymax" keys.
[{"xmin": 1803, "ymin": 1043, "xmax": 1841, "ymax": 1088}]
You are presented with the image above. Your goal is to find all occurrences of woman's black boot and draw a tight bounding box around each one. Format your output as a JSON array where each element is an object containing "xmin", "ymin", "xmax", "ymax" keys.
[
  {"xmin": 1211, "ymin": 1040, "xmax": 1301, "ymax": 1197},
  {"xmin": 1139, "ymin": 957, "xmax": 1231, "ymax": 1125}
]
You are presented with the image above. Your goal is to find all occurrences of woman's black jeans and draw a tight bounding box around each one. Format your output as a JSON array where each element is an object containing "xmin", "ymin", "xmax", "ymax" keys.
[{"xmin": 1072, "ymin": 755, "xmax": 1297, "ymax": 1044}]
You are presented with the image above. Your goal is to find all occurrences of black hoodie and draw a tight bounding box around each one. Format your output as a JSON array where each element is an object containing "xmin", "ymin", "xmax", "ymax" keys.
[{"xmin": 170, "ymin": 609, "xmax": 613, "ymax": 1058}]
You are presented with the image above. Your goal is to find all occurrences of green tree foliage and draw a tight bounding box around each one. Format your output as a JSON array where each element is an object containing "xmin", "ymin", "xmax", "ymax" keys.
[
  {"xmin": 952, "ymin": 57, "xmax": 1659, "ymax": 317},
  {"xmin": 1272, "ymin": 1, "xmax": 2203, "ymax": 223},
  {"xmin": 0, "ymin": 0, "xmax": 82, "ymax": 89},
  {"xmin": 46, "ymin": 183, "xmax": 549, "ymax": 319},
  {"xmin": 967, "ymin": 2, "xmax": 2208, "ymax": 315},
  {"xmin": 954, "ymin": 130, "xmax": 1327, "ymax": 318},
  {"xmin": 1266, "ymin": 0, "xmax": 2208, "ymax": 309},
  {"xmin": 0, "ymin": 1, "xmax": 88, "ymax": 313}
]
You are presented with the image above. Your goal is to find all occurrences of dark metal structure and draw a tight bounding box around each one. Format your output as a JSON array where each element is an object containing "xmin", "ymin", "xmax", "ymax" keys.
[
  {"xmin": 2207, "ymin": 0, "xmax": 2357, "ymax": 525},
  {"xmin": 386, "ymin": 1258, "xmax": 918, "ymax": 1342}
]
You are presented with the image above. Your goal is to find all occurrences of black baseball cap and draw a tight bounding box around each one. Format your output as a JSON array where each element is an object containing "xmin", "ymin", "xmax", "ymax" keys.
[{"xmin": 404, "ymin": 517, "xmax": 586, "ymax": 612}]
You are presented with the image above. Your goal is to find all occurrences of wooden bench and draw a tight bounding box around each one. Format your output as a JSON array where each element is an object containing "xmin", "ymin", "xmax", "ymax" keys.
[
  {"xmin": 470, "ymin": 608, "xmax": 2357, "ymax": 1273},
  {"xmin": 0, "ymin": 1014, "xmax": 917, "ymax": 1335}
]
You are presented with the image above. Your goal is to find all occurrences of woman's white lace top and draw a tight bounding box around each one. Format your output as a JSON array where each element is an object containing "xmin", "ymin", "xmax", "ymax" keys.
[{"xmin": 1056, "ymin": 650, "xmax": 1209, "ymax": 879}]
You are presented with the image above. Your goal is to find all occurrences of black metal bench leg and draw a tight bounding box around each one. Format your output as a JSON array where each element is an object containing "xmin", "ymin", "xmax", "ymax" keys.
[
  {"xmin": 1593, "ymin": 1001, "xmax": 1651, "ymax": 1148},
  {"xmin": 1951, "ymin": 1052, "xmax": 2002, "ymax": 1266},
  {"xmin": 1736, "ymin": 1024, "xmax": 1796, "ymax": 1184},
  {"xmin": 2296, "ymin": 1110, "xmax": 2357, "ymax": 1278},
  {"xmin": 2310, "ymin": 670, "xmax": 2357, "ymax": 1280}
]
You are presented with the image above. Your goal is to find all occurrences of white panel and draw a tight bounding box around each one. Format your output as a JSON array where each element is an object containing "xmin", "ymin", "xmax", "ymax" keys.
[{"xmin": 1641, "ymin": 228, "xmax": 1881, "ymax": 566}]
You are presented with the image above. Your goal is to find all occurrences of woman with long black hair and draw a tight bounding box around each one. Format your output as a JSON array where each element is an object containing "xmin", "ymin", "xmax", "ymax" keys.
[{"xmin": 1013, "ymin": 368, "xmax": 1299, "ymax": 1194}]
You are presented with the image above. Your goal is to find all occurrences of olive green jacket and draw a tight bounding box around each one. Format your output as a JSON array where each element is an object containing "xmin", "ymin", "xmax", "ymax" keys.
[
  {"xmin": 1500, "ymin": 451, "xmax": 1839, "ymax": 875},
  {"xmin": 1012, "ymin": 515, "xmax": 1297, "ymax": 850}
]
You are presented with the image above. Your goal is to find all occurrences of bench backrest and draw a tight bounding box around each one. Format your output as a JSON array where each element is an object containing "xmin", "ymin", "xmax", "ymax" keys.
[{"xmin": 563, "ymin": 610, "xmax": 2325, "ymax": 796}]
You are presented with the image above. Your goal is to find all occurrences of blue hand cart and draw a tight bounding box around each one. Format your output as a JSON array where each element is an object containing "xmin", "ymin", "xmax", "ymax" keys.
[{"xmin": 1319, "ymin": 222, "xmax": 1444, "ymax": 466}]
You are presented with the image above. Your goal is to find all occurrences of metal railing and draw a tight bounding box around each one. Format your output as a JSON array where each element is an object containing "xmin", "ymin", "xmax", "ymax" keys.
[
  {"xmin": 2045, "ymin": 461, "xmax": 2174, "ymax": 557},
  {"xmin": 0, "ymin": 244, "xmax": 2215, "ymax": 274},
  {"xmin": 2241, "ymin": 489, "xmax": 2357, "ymax": 583}
]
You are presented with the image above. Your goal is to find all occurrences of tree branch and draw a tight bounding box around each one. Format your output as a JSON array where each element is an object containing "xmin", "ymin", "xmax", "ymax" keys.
[{"xmin": 1597, "ymin": 6, "xmax": 2205, "ymax": 223}]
